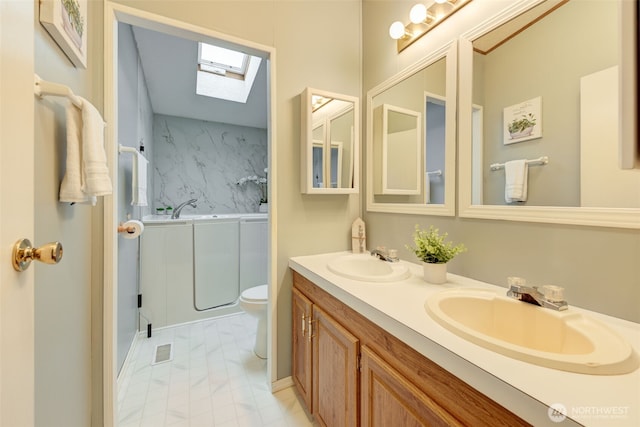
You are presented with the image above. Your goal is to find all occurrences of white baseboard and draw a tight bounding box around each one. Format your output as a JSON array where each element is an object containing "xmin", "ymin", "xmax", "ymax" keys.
[{"xmin": 116, "ymin": 331, "xmax": 143, "ymax": 391}]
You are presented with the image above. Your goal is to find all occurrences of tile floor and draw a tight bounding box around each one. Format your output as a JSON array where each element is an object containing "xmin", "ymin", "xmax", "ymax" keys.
[{"xmin": 117, "ymin": 313, "xmax": 317, "ymax": 427}]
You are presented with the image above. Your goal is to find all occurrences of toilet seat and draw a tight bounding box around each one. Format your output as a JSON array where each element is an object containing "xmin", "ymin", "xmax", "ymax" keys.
[{"xmin": 240, "ymin": 285, "xmax": 268, "ymax": 302}]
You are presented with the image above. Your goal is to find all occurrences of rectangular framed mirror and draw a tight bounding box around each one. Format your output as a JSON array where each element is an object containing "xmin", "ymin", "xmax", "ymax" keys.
[
  {"xmin": 301, "ymin": 87, "xmax": 359, "ymax": 194},
  {"xmin": 457, "ymin": 0, "xmax": 640, "ymax": 228},
  {"xmin": 366, "ymin": 40, "xmax": 457, "ymax": 216},
  {"xmin": 312, "ymin": 122, "xmax": 326, "ymax": 188},
  {"xmin": 373, "ymin": 104, "xmax": 422, "ymax": 195}
]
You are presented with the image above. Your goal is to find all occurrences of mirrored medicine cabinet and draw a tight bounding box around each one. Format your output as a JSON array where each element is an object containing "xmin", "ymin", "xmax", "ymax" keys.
[
  {"xmin": 457, "ymin": 0, "xmax": 639, "ymax": 228},
  {"xmin": 301, "ymin": 87, "xmax": 359, "ymax": 194},
  {"xmin": 373, "ymin": 104, "xmax": 422, "ymax": 196},
  {"xmin": 366, "ymin": 41, "xmax": 457, "ymax": 216}
]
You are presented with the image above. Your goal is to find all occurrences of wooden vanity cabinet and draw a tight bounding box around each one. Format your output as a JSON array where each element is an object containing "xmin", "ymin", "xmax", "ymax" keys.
[
  {"xmin": 292, "ymin": 287, "xmax": 359, "ymax": 426},
  {"xmin": 313, "ymin": 305, "xmax": 359, "ymax": 426},
  {"xmin": 292, "ymin": 287, "xmax": 313, "ymax": 410},
  {"xmin": 292, "ymin": 271, "xmax": 530, "ymax": 427},
  {"xmin": 360, "ymin": 346, "xmax": 462, "ymax": 427}
]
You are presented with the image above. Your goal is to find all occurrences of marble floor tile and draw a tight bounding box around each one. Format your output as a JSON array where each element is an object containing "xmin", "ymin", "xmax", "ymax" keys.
[{"xmin": 117, "ymin": 313, "xmax": 316, "ymax": 427}]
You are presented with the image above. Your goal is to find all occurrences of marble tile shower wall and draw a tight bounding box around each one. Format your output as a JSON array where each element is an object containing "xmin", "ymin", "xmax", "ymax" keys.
[{"xmin": 152, "ymin": 114, "xmax": 268, "ymax": 214}]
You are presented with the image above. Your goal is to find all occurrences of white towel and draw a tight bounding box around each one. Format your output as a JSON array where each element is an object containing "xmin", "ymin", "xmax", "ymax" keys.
[
  {"xmin": 425, "ymin": 172, "xmax": 431, "ymax": 204},
  {"xmin": 59, "ymin": 97, "xmax": 112, "ymax": 204},
  {"xmin": 59, "ymin": 101, "xmax": 96, "ymax": 205},
  {"xmin": 504, "ymin": 159, "xmax": 528, "ymax": 203},
  {"xmin": 131, "ymin": 152, "xmax": 148, "ymax": 206},
  {"xmin": 80, "ymin": 97, "xmax": 112, "ymax": 196}
]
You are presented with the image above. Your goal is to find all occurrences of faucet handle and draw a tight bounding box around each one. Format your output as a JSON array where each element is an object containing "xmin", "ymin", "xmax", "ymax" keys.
[
  {"xmin": 542, "ymin": 285, "xmax": 565, "ymax": 302},
  {"xmin": 507, "ymin": 276, "xmax": 527, "ymax": 291}
]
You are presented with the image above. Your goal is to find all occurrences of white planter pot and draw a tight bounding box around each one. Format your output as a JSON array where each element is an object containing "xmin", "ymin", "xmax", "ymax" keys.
[{"xmin": 422, "ymin": 262, "xmax": 448, "ymax": 284}]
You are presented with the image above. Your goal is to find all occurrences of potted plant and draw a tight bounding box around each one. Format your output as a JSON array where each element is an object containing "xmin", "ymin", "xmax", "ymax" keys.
[
  {"xmin": 407, "ymin": 225, "xmax": 466, "ymax": 284},
  {"xmin": 236, "ymin": 168, "xmax": 268, "ymax": 212}
]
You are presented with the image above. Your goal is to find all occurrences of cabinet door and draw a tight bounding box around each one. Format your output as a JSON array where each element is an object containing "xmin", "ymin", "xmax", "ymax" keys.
[
  {"xmin": 312, "ymin": 306, "xmax": 359, "ymax": 427},
  {"xmin": 292, "ymin": 288, "xmax": 313, "ymax": 410},
  {"xmin": 360, "ymin": 346, "xmax": 462, "ymax": 427}
]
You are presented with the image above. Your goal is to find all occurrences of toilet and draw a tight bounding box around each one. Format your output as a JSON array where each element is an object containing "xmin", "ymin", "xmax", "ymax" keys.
[{"xmin": 239, "ymin": 285, "xmax": 268, "ymax": 359}]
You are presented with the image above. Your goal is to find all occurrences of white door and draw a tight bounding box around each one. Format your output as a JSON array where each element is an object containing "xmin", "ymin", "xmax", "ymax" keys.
[{"xmin": 0, "ymin": 0, "xmax": 36, "ymax": 425}]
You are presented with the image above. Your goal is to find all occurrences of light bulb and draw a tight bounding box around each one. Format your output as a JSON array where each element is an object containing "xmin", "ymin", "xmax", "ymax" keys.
[
  {"xmin": 435, "ymin": 0, "xmax": 448, "ymax": 4},
  {"xmin": 389, "ymin": 21, "xmax": 406, "ymax": 40},
  {"xmin": 409, "ymin": 4, "xmax": 427, "ymax": 24}
]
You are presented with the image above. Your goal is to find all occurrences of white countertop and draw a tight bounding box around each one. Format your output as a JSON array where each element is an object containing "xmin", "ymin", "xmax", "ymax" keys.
[{"xmin": 289, "ymin": 251, "xmax": 640, "ymax": 427}]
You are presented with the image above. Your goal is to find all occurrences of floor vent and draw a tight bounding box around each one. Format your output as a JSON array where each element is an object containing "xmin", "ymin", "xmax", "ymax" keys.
[{"xmin": 152, "ymin": 343, "xmax": 173, "ymax": 365}]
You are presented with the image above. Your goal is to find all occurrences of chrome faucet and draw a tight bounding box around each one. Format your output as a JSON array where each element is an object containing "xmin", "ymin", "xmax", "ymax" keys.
[
  {"xmin": 370, "ymin": 247, "xmax": 399, "ymax": 263},
  {"xmin": 171, "ymin": 198, "xmax": 197, "ymax": 219},
  {"xmin": 506, "ymin": 277, "xmax": 568, "ymax": 311}
]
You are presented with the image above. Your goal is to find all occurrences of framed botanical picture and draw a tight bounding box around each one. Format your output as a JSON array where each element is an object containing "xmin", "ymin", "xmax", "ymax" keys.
[
  {"xmin": 40, "ymin": 0, "xmax": 88, "ymax": 68},
  {"xmin": 503, "ymin": 96, "xmax": 542, "ymax": 145}
]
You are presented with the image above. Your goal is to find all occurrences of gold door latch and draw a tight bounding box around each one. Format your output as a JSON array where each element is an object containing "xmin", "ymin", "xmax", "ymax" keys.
[{"xmin": 12, "ymin": 238, "xmax": 63, "ymax": 272}]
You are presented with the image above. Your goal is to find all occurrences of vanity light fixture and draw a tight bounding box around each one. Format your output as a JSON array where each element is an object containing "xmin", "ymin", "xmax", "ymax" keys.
[
  {"xmin": 389, "ymin": 0, "xmax": 472, "ymax": 52},
  {"xmin": 388, "ymin": 21, "xmax": 412, "ymax": 40},
  {"xmin": 409, "ymin": 4, "xmax": 434, "ymax": 25}
]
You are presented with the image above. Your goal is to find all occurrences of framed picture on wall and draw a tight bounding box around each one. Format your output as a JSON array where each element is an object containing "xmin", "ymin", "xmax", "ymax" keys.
[
  {"xmin": 503, "ymin": 96, "xmax": 542, "ymax": 145},
  {"xmin": 40, "ymin": 0, "xmax": 88, "ymax": 68}
]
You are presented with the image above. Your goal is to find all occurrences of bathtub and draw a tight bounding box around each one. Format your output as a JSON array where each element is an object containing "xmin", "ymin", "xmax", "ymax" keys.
[
  {"xmin": 141, "ymin": 212, "xmax": 267, "ymax": 223},
  {"xmin": 139, "ymin": 213, "xmax": 267, "ymax": 330}
]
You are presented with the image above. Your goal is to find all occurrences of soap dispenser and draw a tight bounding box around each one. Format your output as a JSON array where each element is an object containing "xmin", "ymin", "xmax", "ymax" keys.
[{"xmin": 351, "ymin": 217, "xmax": 366, "ymax": 253}]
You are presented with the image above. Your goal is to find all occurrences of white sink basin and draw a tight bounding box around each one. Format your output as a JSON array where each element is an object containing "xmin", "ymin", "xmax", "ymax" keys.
[
  {"xmin": 327, "ymin": 254, "xmax": 411, "ymax": 283},
  {"xmin": 426, "ymin": 288, "xmax": 639, "ymax": 375}
]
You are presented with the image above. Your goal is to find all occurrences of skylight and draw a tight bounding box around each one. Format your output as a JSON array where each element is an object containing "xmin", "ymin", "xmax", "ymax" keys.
[
  {"xmin": 196, "ymin": 42, "xmax": 261, "ymax": 104},
  {"xmin": 198, "ymin": 43, "xmax": 249, "ymax": 76}
]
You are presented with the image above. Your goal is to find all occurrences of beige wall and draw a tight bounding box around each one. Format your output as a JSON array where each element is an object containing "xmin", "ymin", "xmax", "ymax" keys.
[
  {"xmin": 363, "ymin": 0, "xmax": 640, "ymax": 323},
  {"xmin": 34, "ymin": 0, "xmax": 105, "ymax": 425},
  {"xmin": 111, "ymin": 0, "xmax": 362, "ymax": 380}
]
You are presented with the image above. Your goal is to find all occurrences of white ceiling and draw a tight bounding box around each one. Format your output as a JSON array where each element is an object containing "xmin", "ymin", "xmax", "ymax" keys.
[{"xmin": 130, "ymin": 25, "xmax": 268, "ymax": 129}]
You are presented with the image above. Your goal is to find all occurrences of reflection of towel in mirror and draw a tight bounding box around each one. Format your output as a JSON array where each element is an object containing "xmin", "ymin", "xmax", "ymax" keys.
[
  {"xmin": 425, "ymin": 172, "xmax": 431, "ymax": 204},
  {"xmin": 504, "ymin": 159, "xmax": 528, "ymax": 203},
  {"xmin": 131, "ymin": 151, "xmax": 148, "ymax": 206}
]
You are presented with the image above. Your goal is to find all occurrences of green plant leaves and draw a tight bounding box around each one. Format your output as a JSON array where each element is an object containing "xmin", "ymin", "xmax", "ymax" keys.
[
  {"xmin": 407, "ymin": 225, "xmax": 466, "ymax": 264},
  {"xmin": 508, "ymin": 113, "xmax": 536, "ymax": 134}
]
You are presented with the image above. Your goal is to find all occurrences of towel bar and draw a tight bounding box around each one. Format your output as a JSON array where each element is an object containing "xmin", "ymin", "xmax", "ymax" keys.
[
  {"xmin": 490, "ymin": 156, "xmax": 549, "ymax": 171},
  {"xmin": 118, "ymin": 144, "xmax": 140, "ymax": 155},
  {"xmin": 34, "ymin": 74, "xmax": 82, "ymax": 108}
]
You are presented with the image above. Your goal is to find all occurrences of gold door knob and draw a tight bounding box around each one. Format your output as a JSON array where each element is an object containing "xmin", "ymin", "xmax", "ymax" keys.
[{"xmin": 12, "ymin": 238, "xmax": 63, "ymax": 272}]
